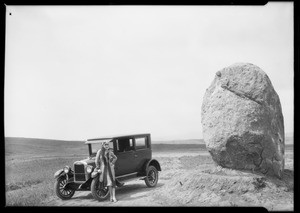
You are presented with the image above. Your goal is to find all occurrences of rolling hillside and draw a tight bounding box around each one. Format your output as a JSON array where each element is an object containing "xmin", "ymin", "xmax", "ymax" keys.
[
  {"xmin": 5, "ymin": 136, "xmax": 293, "ymax": 158},
  {"xmin": 5, "ymin": 137, "xmax": 207, "ymax": 158},
  {"xmin": 5, "ymin": 136, "xmax": 293, "ymax": 207},
  {"xmin": 5, "ymin": 137, "xmax": 85, "ymax": 158}
]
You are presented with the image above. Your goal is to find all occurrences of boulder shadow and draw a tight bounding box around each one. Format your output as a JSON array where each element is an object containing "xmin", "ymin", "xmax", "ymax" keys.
[
  {"xmin": 265, "ymin": 169, "xmax": 294, "ymax": 191},
  {"xmin": 201, "ymin": 165, "xmax": 294, "ymax": 189},
  {"xmin": 243, "ymin": 168, "xmax": 294, "ymax": 191}
]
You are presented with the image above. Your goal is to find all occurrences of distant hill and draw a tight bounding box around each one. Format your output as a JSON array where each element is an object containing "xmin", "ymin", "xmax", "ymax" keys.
[
  {"xmin": 5, "ymin": 137, "xmax": 83, "ymax": 144},
  {"xmin": 5, "ymin": 137, "xmax": 206, "ymax": 157},
  {"xmin": 151, "ymin": 143, "xmax": 207, "ymax": 152},
  {"xmin": 5, "ymin": 136, "xmax": 293, "ymax": 158},
  {"xmin": 152, "ymin": 139, "xmax": 205, "ymax": 144},
  {"xmin": 285, "ymin": 132, "xmax": 294, "ymax": 138},
  {"xmin": 5, "ymin": 137, "xmax": 85, "ymax": 157},
  {"xmin": 285, "ymin": 136, "xmax": 294, "ymax": 144}
]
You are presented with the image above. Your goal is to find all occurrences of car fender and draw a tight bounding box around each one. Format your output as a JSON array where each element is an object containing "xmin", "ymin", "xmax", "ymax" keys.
[
  {"xmin": 91, "ymin": 169, "xmax": 101, "ymax": 179},
  {"xmin": 143, "ymin": 159, "xmax": 162, "ymax": 175},
  {"xmin": 54, "ymin": 169, "xmax": 65, "ymax": 179},
  {"xmin": 54, "ymin": 169, "xmax": 74, "ymax": 179}
]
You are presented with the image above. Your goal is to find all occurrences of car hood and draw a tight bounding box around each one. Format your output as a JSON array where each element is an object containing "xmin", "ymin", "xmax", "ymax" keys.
[{"xmin": 76, "ymin": 157, "xmax": 96, "ymax": 167}]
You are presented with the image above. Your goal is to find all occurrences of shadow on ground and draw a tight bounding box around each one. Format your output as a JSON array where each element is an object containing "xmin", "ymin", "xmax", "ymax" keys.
[
  {"xmin": 70, "ymin": 182, "xmax": 164, "ymax": 202},
  {"xmin": 266, "ymin": 169, "xmax": 294, "ymax": 191}
]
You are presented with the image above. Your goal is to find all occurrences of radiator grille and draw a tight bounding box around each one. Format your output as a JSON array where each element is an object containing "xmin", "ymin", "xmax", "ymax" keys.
[
  {"xmin": 74, "ymin": 174, "xmax": 86, "ymax": 182},
  {"xmin": 74, "ymin": 163, "xmax": 86, "ymax": 182},
  {"xmin": 74, "ymin": 164, "xmax": 85, "ymax": 173}
]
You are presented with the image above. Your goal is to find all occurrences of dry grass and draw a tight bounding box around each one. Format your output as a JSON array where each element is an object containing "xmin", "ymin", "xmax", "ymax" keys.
[
  {"xmin": 151, "ymin": 154, "xmax": 293, "ymax": 209},
  {"xmin": 5, "ymin": 136, "xmax": 293, "ymax": 207},
  {"xmin": 5, "ymin": 157, "xmax": 80, "ymax": 206},
  {"xmin": 5, "ymin": 137, "xmax": 206, "ymax": 206}
]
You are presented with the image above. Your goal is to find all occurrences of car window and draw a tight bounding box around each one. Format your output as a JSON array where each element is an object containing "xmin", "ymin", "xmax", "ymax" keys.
[
  {"xmin": 109, "ymin": 141, "xmax": 114, "ymax": 149},
  {"xmin": 91, "ymin": 143, "xmax": 103, "ymax": 155},
  {"xmin": 135, "ymin": 137, "xmax": 147, "ymax": 150},
  {"xmin": 116, "ymin": 138, "xmax": 134, "ymax": 152},
  {"xmin": 91, "ymin": 140, "xmax": 113, "ymax": 155}
]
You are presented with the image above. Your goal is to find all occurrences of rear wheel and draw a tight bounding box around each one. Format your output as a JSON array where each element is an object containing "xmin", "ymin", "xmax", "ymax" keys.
[
  {"xmin": 54, "ymin": 176, "xmax": 75, "ymax": 200},
  {"xmin": 145, "ymin": 165, "xmax": 158, "ymax": 187},
  {"xmin": 91, "ymin": 178, "xmax": 109, "ymax": 201}
]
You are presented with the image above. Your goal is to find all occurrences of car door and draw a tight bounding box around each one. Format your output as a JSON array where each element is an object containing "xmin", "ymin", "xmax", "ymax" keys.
[
  {"xmin": 114, "ymin": 138, "xmax": 136, "ymax": 176},
  {"xmin": 133, "ymin": 136, "xmax": 151, "ymax": 173}
]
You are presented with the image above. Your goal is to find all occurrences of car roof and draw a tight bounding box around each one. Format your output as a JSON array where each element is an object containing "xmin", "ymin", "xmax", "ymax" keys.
[{"xmin": 85, "ymin": 133, "xmax": 150, "ymax": 144}]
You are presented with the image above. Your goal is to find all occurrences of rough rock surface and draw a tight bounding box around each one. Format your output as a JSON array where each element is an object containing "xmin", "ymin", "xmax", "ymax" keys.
[{"xmin": 201, "ymin": 63, "xmax": 285, "ymax": 178}]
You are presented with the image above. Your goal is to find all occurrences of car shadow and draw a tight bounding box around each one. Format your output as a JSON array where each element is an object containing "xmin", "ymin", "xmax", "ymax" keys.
[
  {"xmin": 72, "ymin": 192, "xmax": 94, "ymax": 200},
  {"xmin": 72, "ymin": 182, "xmax": 164, "ymax": 202}
]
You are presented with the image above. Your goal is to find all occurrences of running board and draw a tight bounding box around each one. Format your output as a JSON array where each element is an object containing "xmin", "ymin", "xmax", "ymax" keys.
[{"xmin": 116, "ymin": 173, "xmax": 145, "ymax": 183}]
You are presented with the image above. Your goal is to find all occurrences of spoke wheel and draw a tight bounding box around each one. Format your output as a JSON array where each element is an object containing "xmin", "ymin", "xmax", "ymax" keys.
[
  {"xmin": 91, "ymin": 178, "xmax": 109, "ymax": 201},
  {"xmin": 54, "ymin": 176, "xmax": 75, "ymax": 200},
  {"xmin": 145, "ymin": 165, "xmax": 158, "ymax": 187}
]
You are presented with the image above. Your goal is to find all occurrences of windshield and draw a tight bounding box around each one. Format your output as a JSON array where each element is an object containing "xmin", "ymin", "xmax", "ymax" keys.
[{"xmin": 88, "ymin": 140, "xmax": 114, "ymax": 156}]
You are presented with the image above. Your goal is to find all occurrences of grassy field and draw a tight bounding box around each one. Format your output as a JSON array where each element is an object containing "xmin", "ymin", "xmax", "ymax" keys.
[
  {"xmin": 5, "ymin": 138, "xmax": 82, "ymax": 205},
  {"xmin": 6, "ymin": 157, "xmax": 80, "ymax": 206},
  {"xmin": 5, "ymin": 136, "xmax": 293, "ymax": 206},
  {"xmin": 5, "ymin": 137, "xmax": 208, "ymax": 206}
]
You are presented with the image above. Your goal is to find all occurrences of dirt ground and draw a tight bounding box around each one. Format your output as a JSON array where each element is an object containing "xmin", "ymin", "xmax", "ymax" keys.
[{"xmin": 44, "ymin": 150, "xmax": 293, "ymax": 210}]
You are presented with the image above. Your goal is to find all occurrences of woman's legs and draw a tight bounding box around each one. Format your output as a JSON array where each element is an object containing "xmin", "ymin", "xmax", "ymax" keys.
[
  {"xmin": 112, "ymin": 187, "xmax": 117, "ymax": 202},
  {"xmin": 108, "ymin": 186, "xmax": 117, "ymax": 202},
  {"xmin": 108, "ymin": 186, "xmax": 113, "ymax": 201}
]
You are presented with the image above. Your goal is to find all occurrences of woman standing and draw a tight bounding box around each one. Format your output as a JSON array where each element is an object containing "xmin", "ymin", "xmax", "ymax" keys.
[{"xmin": 95, "ymin": 141, "xmax": 118, "ymax": 202}]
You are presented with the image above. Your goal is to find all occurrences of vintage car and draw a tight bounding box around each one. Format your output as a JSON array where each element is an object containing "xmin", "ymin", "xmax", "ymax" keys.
[{"xmin": 54, "ymin": 133, "xmax": 161, "ymax": 201}]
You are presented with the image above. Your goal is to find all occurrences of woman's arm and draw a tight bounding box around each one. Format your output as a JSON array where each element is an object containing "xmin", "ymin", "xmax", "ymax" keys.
[
  {"xmin": 95, "ymin": 149, "xmax": 101, "ymax": 169},
  {"xmin": 110, "ymin": 150, "xmax": 117, "ymax": 164}
]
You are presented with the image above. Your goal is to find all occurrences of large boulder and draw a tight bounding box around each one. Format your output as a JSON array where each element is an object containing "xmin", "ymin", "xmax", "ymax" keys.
[{"xmin": 201, "ymin": 63, "xmax": 285, "ymax": 178}]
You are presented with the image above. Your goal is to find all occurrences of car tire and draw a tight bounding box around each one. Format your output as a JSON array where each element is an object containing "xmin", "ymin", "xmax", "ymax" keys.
[
  {"xmin": 91, "ymin": 178, "xmax": 110, "ymax": 201},
  {"xmin": 145, "ymin": 165, "xmax": 158, "ymax": 187},
  {"xmin": 54, "ymin": 176, "xmax": 75, "ymax": 200}
]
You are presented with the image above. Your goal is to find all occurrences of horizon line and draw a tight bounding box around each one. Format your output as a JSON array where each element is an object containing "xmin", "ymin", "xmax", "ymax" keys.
[
  {"xmin": 4, "ymin": 136, "xmax": 206, "ymax": 142},
  {"xmin": 4, "ymin": 133, "xmax": 294, "ymax": 143}
]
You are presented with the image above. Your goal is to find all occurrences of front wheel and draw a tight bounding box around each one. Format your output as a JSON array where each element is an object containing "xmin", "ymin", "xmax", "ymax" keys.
[
  {"xmin": 91, "ymin": 178, "xmax": 110, "ymax": 201},
  {"xmin": 54, "ymin": 176, "xmax": 75, "ymax": 200},
  {"xmin": 145, "ymin": 165, "xmax": 158, "ymax": 187}
]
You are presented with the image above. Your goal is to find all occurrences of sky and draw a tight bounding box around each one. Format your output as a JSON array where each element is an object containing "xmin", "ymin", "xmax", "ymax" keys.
[{"xmin": 5, "ymin": 3, "xmax": 294, "ymax": 141}]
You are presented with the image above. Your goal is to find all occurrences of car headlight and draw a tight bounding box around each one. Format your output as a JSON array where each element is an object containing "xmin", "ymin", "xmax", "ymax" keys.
[
  {"xmin": 86, "ymin": 165, "xmax": 93, "ymax": 173},
  {"xmin": 63, "ymin": 166, "xmax": 70, "ymax": 173}
]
